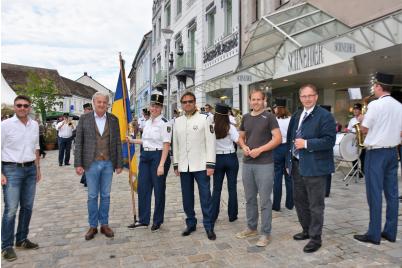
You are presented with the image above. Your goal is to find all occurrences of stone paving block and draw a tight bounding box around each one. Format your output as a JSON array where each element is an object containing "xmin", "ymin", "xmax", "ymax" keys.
[{"xmin": 187, "ymin": 254, "xmax": 213, "ymax": 263}]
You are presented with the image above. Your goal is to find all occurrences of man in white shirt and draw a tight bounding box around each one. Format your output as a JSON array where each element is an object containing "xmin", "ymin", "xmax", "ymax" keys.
[
  {"xmin": 56, "ymin": 113, "xmax": 74, "ymax": 166},
  {"xmin": 354, "ymin": 72, "xmax": 402, "ymax": 245},
  {"xmin": 1, "ymin": 95, "xmax": 42, "ymax": 262},
  {"xmin": 346, "ymin": 103, "xmax": 365, "ymax": 177}
]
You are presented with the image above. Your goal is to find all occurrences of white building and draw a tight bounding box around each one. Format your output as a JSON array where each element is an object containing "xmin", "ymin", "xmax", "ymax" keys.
[
  {"xmin": 76, "ymin": 72, "xmax": 113, "ymax": 108},
  {"xmin": 128, "ymin": 31, "xmax": 152, "ymax": 118}
]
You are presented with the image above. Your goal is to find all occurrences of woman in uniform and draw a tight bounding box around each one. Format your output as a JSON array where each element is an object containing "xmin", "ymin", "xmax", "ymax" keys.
[
  {"xmin": 127, "ymin": 90, "xmax": 171, "ymax": 232},
  {"xmin": 272, "ymin": 98, "xmax": 293, "ymax": 211},
  {"xmin": 211, "ymin": 103, "xmax": 240, "ymax": 222}
]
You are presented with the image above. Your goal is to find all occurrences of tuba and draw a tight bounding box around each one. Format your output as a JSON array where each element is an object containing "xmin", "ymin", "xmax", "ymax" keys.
[
  {"xmin": 232, "ymin": 108, "xmax": 243, "ymax": 128},
  {"xmin": 353, "ymin": 94, "xmax": 374, "ymax": 147}
]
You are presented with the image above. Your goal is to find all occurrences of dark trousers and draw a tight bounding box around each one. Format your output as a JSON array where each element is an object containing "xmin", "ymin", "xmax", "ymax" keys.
[
  {"xmin": 80, "ymin": 172, "xmax": 87, "ymax": 186},
  {"xmin": 325, "ymin": 174, "xmax": 331, "ymax": 197},
  {"xmin": 138, "ymin": 151, "xmax": 171, "ymax": 225},
  {"xmin": 211, "ymin": 153, "xmax": 239, "ymax": 222},
  {"xmin": 364, "ymin": 148, "xmax": 399, "ymax": 242},
  {"xmin": 291, "ymin": 160, "xmax": 326, "ymax": 240},
  {"xmin": 273, "ymin": 143, "xmax": 293, "ymax": 210},
  {"xmin": 39, "ymin": 134, "xmax": 46, "ymax": 156},
  {"xmin": 58, "ymin": 137, "xmax": 72, "ymax": 165},
  {"xmin": 180, "ymin": 170, "xmax": 214, "ymax": 231}
]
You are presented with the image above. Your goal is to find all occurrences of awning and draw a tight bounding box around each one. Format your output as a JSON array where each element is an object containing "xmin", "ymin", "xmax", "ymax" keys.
[
  {"xmin": 46, "ymin": 111, "xmax": 79, "ymax": 121},
  {"xmin": 238, "ymin": 2, "xmax": 350, "ymax": 72}
]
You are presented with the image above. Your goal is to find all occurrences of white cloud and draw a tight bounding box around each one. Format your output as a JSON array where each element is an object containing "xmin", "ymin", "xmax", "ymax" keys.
[{"xmin": 1, "ymin": 0, "xmax": 153, "ymax": 91}]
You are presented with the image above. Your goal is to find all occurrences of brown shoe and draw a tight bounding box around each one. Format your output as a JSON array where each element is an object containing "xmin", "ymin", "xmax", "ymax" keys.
[
  {"xmin": 85, "ymin": 227, "xmax": 98, "ymax": 240},
  {"xmin": 100, "ymin": 225, "xmax": 114, "ymax": 238}
]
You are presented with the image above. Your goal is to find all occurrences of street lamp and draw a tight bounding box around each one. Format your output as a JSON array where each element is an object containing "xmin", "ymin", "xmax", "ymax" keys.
[{"xmin": 161, "ymin": 28, "xmax": 174, "ymax": 119}]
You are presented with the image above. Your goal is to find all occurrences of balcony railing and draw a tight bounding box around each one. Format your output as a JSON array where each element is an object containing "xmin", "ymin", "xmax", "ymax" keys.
[
  {"xmin": 174, "ymin": 52, "xmax": 196, "ymax": 72},
  {"xmin": 153, "ymin": 69, "xmax": 167, "ymax": 87}
]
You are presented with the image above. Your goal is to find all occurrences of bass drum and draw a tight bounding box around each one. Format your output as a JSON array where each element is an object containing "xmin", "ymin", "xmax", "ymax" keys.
[{"xmin": 333, "ymin": 133, "xmax": 359, "ymax": 161}]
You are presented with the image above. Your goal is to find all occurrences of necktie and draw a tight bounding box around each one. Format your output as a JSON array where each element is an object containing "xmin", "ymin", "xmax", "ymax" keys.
[{"xmin": 293, "ymin": 112, "xmax": 308, "ymax": 159}]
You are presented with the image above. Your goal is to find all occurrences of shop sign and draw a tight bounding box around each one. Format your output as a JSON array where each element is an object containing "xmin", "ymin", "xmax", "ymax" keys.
[
  {"xmin": 288, "ymin": 43, "xmax": 324, "ymax": 72},
  {"xmin": 236, "ymin": 74, "xmax": 252, "ymax": 83},
  {"xmin": 334, "ymin": 42, "xmax": 356, "ymax": 53}
]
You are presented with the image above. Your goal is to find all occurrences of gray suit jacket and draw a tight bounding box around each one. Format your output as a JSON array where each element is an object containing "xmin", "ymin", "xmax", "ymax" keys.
[{"xmin": 74, "ymin": 112, "xmax": 123, "ymax": 170}]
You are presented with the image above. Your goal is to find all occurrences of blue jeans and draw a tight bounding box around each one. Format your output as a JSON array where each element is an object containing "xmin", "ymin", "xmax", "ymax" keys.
[
  {"xmin": 58, "ymin": 137, "xmax": 72, "ymax": 165},
  {"xmin": 364, "ymin": 148, "xmax": 399, "ymax": 242},
  {"xmin": 1, "ymin": 165, "xmax": 37, "ymax": 250},
  {"xmin": 273, "ymin": 143, "xmax": 293, "ymax": 210},
  {"xmin": 137, "ymin": 151, "xmax": 170, "ymax": 225},
  {"xmin": 180, "ymin": 171, "xmax": 214, "ymax": 231},
  {"xmin": 211, "ymin": 153, "xmax": 239, "ymax": 222},
  {"xmin": 85, "ymin": 160, "xmax": 114, "ymax": 227}
]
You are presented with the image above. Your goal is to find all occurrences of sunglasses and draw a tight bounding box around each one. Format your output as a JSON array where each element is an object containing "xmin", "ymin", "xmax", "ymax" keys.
[
  {"xmin": 15, "ymin": 104, "xmax": 30, "ymax": 108},
  {"xmin": 181, "ymin": 100, "xmax": 195, "ymax": 104}
]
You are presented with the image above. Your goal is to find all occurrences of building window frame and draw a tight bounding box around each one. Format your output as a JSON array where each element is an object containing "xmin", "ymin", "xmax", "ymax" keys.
[
  {"xmin": 224, "ymin": 0, "xmax": 232, "ymax": 36},
  {"xmin": 165, "ymin": 1, "xmax": 171, "ymax": 27},
  {"xmin": 206, "ymin": 6, "xmax": 216, "ymax": 47}
]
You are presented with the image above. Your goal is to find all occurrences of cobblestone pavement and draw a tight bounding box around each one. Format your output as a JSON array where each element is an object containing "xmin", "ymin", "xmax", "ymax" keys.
[{"xmin": 2, "ymin": 150, "xmax": 402, "ymax": 267}]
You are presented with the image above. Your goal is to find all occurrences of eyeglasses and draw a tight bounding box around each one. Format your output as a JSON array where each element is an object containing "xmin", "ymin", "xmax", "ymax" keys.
[
  {"xmin": 15, "ymin": 104, "xmax": 30, "ymax": 108},
  {"xmin": 181, "ymin": 100, "xmax": 195, "ymax": 104},
  {"xmin": 300, "ymin": 94, "xmax": 317, "ymax": 99}
]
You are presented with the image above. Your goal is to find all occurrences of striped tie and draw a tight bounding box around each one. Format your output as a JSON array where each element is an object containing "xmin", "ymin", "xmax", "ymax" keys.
[{"xmin": 293, "ymin": 112, "xmax": 308, "ymax": 159}]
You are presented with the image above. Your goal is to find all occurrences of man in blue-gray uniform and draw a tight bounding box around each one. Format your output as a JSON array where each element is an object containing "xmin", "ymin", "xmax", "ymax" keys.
[{"xmin": 354, "ymin": 72, "xmax": 402, "ymax": 245}]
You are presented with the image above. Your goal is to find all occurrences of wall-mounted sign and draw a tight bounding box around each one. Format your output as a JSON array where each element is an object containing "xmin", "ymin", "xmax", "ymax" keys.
[
  {"xmin": 237, "ymin": 74, "xmax": 252, "ymax": 83},
  {"xmin": 288, "ymin": 43, "xmax": 324, "ymax": 72},
  {"xmin": 334, "ymin": 42, "xmax": 356, "ymax": 53}
]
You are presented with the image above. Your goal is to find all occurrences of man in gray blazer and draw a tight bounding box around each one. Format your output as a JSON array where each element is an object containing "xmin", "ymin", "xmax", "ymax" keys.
[{"xmin": 74, "ymin": 92, "xmax": 123, "ymax": 240}]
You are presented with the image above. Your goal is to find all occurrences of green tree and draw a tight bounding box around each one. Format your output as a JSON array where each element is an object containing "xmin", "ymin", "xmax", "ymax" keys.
[{"xmin": 17, "ymin": 71, "xmax": 61, "ymax": 121}]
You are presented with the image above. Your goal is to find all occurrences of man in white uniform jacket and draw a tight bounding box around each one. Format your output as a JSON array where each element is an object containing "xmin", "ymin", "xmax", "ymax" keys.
[{"xmin": 173, "ymin": 91, "xmax": 217, "ymax": 240}]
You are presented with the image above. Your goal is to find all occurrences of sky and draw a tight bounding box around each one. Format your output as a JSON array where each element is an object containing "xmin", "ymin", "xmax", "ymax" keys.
[{"xmin": 1, "ymin": 0, "xmax": 153, "ymax": 91}]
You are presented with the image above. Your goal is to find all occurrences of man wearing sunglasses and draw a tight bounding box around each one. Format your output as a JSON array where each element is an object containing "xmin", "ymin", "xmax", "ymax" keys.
[
  {"xmin": 173, "ymin": 91, "xmax": 217, "ymax": 240},
  {"xmin": 1, "ymin": 95, "xmax": 42, "ymax": 262}
]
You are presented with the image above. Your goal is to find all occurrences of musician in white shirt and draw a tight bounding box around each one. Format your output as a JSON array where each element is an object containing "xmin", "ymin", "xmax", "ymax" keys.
[
  {"xmin": 56, "ymin": 113, "xmax": 74, "ymax": 166},
  {"xmin": 345, "ymin": 103, "xmax": 365, "ymax": 177}
]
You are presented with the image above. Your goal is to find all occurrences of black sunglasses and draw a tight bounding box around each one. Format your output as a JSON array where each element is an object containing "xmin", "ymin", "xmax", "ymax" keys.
[
  {"xmin": 181, "ymin": 100, "xmax": 195, "ymax": 104},
  {"xmin": 15, "ymin": 104, "xmax": 30, "ymax": 108}
]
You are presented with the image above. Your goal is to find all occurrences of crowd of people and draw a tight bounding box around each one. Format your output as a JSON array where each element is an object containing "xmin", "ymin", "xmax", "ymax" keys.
[{"xmin": 1, "ymin": 72, "xmax": 402, "ymax": 262}]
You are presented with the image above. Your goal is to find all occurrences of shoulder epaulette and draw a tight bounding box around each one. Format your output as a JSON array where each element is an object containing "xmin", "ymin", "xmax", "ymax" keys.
[{"xmin": 162, "ymin": 117, "xmax": 168, "ymax": 122}]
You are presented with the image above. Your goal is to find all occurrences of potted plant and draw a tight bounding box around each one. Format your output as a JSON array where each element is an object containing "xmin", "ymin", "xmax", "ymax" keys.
[{"xmin": 44, "ymin": 127, "xmax": 57, "ymax": 150}]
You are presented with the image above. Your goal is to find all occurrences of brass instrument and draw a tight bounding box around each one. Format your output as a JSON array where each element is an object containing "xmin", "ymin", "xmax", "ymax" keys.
[
  {"xmin": 232, "ymin": 108, "xmax": 243, "ymax": 129},
  {"xmin": 353, "ymin": 94, "xmax": 374, "ymax": 147}
]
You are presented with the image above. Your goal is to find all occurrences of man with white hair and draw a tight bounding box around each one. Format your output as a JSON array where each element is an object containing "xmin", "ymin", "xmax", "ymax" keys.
[{"xmin": 74, "ymin": 92, "xmax": 123, "ymax": 240}]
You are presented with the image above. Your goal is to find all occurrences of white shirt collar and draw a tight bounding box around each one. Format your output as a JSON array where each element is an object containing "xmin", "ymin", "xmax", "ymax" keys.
[
  {"xmin": 303, "ymin": 105, "xmax": 315, "ymax": 115},
  {"xmin": 10, "ymin": 115, "xmax": 32, "ymax": 125},
  {"xmin": 94, "ymin": 111, "xmax": 107, "ymax": 119}
]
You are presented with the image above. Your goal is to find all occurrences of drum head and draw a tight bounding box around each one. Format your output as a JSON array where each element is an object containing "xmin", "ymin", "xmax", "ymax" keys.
[{"xmin": 339, "ymin": 133, "xmax": 359, "ymax": 161}]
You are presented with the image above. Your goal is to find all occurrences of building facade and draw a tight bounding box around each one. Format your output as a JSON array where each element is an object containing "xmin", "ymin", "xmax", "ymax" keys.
[
  {"xmin": 237, "ymin": 0, "xmax": 402, "ymax": 126},
  {"xmin": 76, "ymin": 72, "xmax": 113, "ymax": 109},
  {"xmin": 129, "ymin": 31, "xmax": 152, "ymax": 118}
]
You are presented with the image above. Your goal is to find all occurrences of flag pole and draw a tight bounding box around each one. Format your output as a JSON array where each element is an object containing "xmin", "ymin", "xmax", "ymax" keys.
[{"xmin": 119, "ymin": 52, "xmax": 137, "ymax": 225}]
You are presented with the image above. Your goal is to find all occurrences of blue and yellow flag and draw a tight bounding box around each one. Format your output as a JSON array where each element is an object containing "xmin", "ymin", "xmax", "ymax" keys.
[{"xmin": 111, "ymin": 59, "xmax": 138, "ymax": 186}]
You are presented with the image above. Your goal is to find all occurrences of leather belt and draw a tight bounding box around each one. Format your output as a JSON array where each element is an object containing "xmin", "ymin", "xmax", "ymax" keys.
[
  {"xmin": 366, "ymin": 146, "xmax": 397, "ymax": 151},
  {"xmin": 2, "ymin": 161, "xmax": 35, "ymax": 167},
  {"xmin": 216, "ymin": 150, "xmax": 236, "ymax": 154},
  {"xmin": 143, "ymin": 148, "xmax": 162, "ymax": 151}
]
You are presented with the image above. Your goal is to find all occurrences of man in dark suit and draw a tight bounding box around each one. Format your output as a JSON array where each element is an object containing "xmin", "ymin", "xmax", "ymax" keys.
[
  {"xmin": 286, "ymin": 84, "xmax": 336, "ymax": 253},
  {"xmin": 74, "ymin": 92, "xmax": 123, "ymax": 240}
]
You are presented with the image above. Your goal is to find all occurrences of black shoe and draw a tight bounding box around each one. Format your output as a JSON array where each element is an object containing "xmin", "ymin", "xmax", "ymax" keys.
[
  {"xmin": 293, "ymin": 231, "xmax": 310, "ymax": 240},
  {"xmin": 353, "ymin": 234, "xmax": 380, "ymax": 245},
  {"xmin": 182, "ymin": 226, "xmax": 196, "ymax": 236},
  {"xmin": 128, "ymin": 222, "xmax": 148, "ymax": 229},
  {"xmin": 303, "ymin": 239, "xmax": 321, "ymax": 253},
  {"xmin": 381, "ymin": 232, "xmax": 396, "ymax": 242},
  {"xmin": 2, "ymin": 248, "xmax": 17, "ymax": 262},
  {"xmin": 272, "ymin": 207, "xmax": 280, "ymax": 212},
  {"xmin": 151, "ymin": 224, "xmax": 161, "ymax": 232},
  {"xmin": 59, "ymin": 163, "xmax": 62, "ymax": 166},
  {"xmin": 206, "ymin": 230, "xmax": 216, "ymax": 240},
  {"xmin": 15, "ymin": 239, "xmax": 39, "ymax": 250},
  {"xmin": 65, "ymin": 163, "xmax": 71, "ymax": 166},
  {"xmin": 42, "ymin": 152, "xmax": 46, "ymax": 159},
  {"xmin": 229, "ymin": 217, "xmax": 238, "ymax": 222}
]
